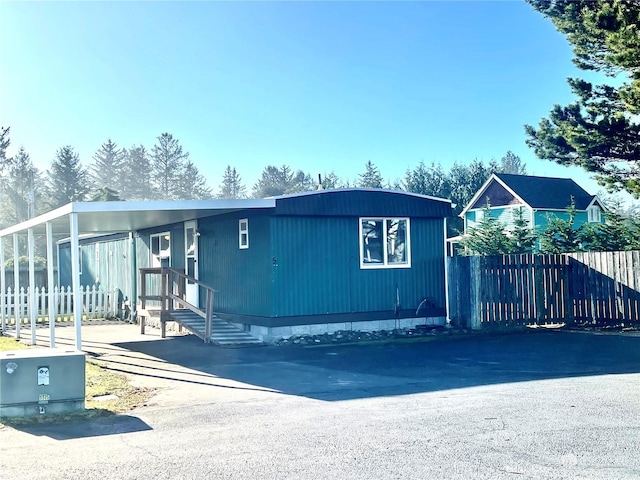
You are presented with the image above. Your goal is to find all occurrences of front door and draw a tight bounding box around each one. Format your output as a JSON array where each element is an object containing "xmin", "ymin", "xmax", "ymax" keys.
[{"xmin": 184, "ymin": 220, "xmax": 199, "ymax": 307}]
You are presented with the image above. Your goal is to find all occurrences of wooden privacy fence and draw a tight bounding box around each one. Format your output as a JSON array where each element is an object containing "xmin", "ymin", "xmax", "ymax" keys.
[
  {"xmin": 0, "ymin": 285, "xmax": 121, "ymax": 326},
  {"xmin": 447, "ymin": 251, "xmax": 640, "ymax": 329}
]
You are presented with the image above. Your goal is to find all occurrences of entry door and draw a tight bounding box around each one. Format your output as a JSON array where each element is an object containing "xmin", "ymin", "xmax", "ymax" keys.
[{"xmin": 184, "ymin": 221, "xmax": 199, "ymax": 307}]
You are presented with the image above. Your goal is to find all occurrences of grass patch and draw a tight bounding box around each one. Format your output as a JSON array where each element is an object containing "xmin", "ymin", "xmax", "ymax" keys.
[{"xmin": 0, "ymin": 334, "xmax": 154, "ymax": 425}]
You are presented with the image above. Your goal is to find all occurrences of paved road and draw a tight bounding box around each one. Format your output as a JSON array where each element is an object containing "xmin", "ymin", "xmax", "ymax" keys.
[{"xmin": 1, "ymin": 325, "xmax": 639, "ymax": 479}]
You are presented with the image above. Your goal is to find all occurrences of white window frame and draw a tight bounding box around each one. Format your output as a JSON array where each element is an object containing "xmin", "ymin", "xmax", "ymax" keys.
[
  {"xmin": 359, "ymin": 217, "xmax": 411, "ymax": 269},
  {"xmin": 239, "ymin": 219, "xmax": 249, "ymax": 249},
  {"xmin": 588, "ymin": 206, "xmax": 601, "ymax": 223},
  {"xmin": 150, "ymin": 232, "xmax": 171, "ymax": 267}
]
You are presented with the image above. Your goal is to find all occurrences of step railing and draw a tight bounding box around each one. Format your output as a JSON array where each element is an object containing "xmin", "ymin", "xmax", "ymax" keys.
[{"xmin": 139, "ymin": 267, "xmax": 215, "ymax": 343}]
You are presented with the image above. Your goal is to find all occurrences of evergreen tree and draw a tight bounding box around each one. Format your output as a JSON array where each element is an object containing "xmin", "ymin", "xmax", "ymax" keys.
[
  {"xmin": 0, "ymin": 126, "xmax": 11, "ymax": 179},
  {"xmin": 525, "ymin": 0, "xmax": 640, "ymax": 197},
  {"xmin": 357, "ymin": 161, "xmax": 383, "ymax": 188},
  {"xmin": 90, "ymin": 186, "xmax": 122, "ymax": 202},
  {"xmin": 458, "ymin": 205, "xmax": 515, "ymax": 255},
  {"xmin": 319, "ymin": 172, "xmax": 342, "ymax": 190},
  {"xmin": 218, "ymin": 166, "xmax": 247, "ymax": 199},
  {"xmin": 509, "ymin": 208, "xmax": 536, "ymax": 254},
  {"xmin": 90, "ymin": 139, "xmax": 126, "ymax": 198},
  {"xmin": 151, "ymin": 133, "xmax": 189, "ymax": 199},
  {"xmin": 44, "ymin": 146, "xmax": 89, "ymax": 208},
  {"xmin": 404, "ymin": 161, "xmax": 451, "ymax": 198},
  {"xmin": 122, "ymin": 145, "xmax": 153, "ymax": 200},
  {"xmin": 287, "ymin": 170, "xmax": 315, "ymax": 193},
  {"xmin": 175, "ymin": 160, "xmax": 212, "ymax": 200},
  {"xmin": 252, "ymin": 165, "xmax": 295, "ymax": 198},
  {"xmin": 3, "ymin": 147, "xmax": 42, "ymax": 224},
  {"xmin": 538, "ymin": 201, "xmax": 584, "ymax": 254},
  {"xmin": 498, "ymin": 151, "xmax": 527, "ymax": 175}
]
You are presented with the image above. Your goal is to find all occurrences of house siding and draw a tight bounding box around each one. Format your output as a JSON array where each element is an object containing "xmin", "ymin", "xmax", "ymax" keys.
[
  {"xmin": 270, "ymin": 215, "xmax": 446, "ymax": 318},
  {"xmin": 533, "ymin": 210, "xmax": 589, "ymax": 231},
  {"xmin": 197, "ymin": 211, "xmax": 272, "ymax": 317}
]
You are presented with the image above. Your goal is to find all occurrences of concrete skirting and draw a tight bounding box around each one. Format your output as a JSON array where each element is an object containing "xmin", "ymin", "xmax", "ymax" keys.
[{"xmin": 233, "ymin": 316, "xmax": 447, "ymax": 343}]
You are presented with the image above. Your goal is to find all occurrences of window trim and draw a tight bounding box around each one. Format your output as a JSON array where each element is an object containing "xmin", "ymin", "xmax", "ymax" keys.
[
  {"xmin": 150, "ymin": 232, "xmax": 171, "ymax": 267},
  {"xmin": 587, "ymin": 206, "xmax": 601, "ymax": 223},
  {"xmin": 359, "ymin": 217, "xmax": 411, "ymax": 269},
  {"xmin": 239, "ymin": 218, "xmax": 249, "ymax": 249}
]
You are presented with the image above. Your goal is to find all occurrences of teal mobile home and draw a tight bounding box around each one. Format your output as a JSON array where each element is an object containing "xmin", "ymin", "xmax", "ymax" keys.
[{"xmin": 44, "ymin": 189, "xmax": 453, "ymax": 343}]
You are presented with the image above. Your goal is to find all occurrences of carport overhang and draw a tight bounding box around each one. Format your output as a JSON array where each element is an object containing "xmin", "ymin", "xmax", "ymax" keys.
[{"xmin": 0, "ymin": 199, "xmax": 276, "ymax": 350}]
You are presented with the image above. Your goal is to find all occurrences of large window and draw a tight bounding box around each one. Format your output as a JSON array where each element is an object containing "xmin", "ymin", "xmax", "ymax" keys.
[
  {"xmin": 588, "ymin": 206, "xmax": 601, "ymax": 223},
  {"xmin": 150, "ymin": 232, "xmax": 171, "ymax": 267},
  {"xmin": 360, "ymin": 218, "xmax": 410, "ymax": 269}
]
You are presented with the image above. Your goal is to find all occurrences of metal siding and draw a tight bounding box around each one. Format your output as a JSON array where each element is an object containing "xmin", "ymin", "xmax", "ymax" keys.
[
  {"xmin": 274, "ymin": 190, "xmax": 452, "ymax": 218},
  {"xmin": 272, "ymin": 216, "xmax": 446, "ymax": 317},
  {"xmin": 59, "ymin": 235, "xmax": 134, "ymax": 303},
  {"xmin": 198, "ymin": 211, "xmax": 271, "ymax": 317}
]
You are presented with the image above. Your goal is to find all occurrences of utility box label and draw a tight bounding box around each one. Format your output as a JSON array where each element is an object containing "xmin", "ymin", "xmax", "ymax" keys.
[{"xmin": 37, "ymin": 366, "xmax": 50, "ymax": 386}]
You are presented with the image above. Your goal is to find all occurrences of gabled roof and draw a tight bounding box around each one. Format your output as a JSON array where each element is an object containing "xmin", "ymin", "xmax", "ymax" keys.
[{"xmin": 461, "ymin": 173, "xmax": 598, "ymax": 216}]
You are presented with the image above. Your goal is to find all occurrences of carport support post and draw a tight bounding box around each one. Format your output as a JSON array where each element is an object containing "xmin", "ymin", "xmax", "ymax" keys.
[
  {"xmin": 69, "ymin": 212, "xmax": 82, "ymax": 350},
  {"xmin": 13, "ymin": 233, "xmax": 20, "ymax": 339},
  {"xmin": 28, "ymin": 227, "xmax": 36, "ymax": 345},
  {"xmin": 46, "ymin": 222, "xmax": 55, "ymax": 347},
  {"xmin": 0, "ymin": 237, "xmax": 5, "ymax": 333}
]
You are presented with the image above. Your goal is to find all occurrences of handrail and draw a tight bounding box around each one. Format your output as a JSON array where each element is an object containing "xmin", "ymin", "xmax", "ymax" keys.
[{"xmin": 138, "ymin": 267, "xmax": 215, "ymax": 343}]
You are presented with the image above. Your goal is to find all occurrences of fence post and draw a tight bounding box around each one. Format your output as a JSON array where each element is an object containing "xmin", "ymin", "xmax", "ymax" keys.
[{"xmin": 469, "ymin": 256, "xmax": 482, "ymax": 330}]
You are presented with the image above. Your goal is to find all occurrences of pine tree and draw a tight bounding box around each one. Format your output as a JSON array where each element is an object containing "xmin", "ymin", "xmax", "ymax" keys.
[
  {"xmin": 320, "ymin": 172, "xmax": 342, "ymax": 190},
  {"xmin": 525, "ymin": 0, "xmax": 640, "ymax": 197},
  {"xmin": 122, "ymin": 145, "xmax": 153, "ymax": 200},
  {"xmin": 404, "ymin": 161, "xmax": 451, "ymax": 198},
  {"xmin": 175, "ymin": 161, "xmax": 212, "ymax": 200},
  {"xmin": 2, "ymin": 147, "xmax": 42, "ymax": 225},
  {"xmin": 151, "ymin": 133, "xmax": 189, "ymax": 199},
  {"xmin": 498, "ymin": 151, "xmax": 527, "ymax": 175},
  {"xmin": 90, "ymin": 139, "xmax": 126, "ymax": 198},
  {"xmin": 252, "ymin": 165, "xmax": 295, "ymax": 198},
  {"xmin": 357, "ymin": 161, "xmax": 383, "ymax": 188},
  {"xmin": 218, "ymin": 166, "xmax": 247, "ymax": 199},
  {"xmin": 45, "ymin": 146, "xmax": 89, "ymax": 208}
]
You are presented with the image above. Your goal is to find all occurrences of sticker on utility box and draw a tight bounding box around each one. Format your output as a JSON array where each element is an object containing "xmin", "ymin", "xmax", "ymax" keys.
[{"xmin": 37, "ymin": 366, "xmax": 50, "ymax": 386}]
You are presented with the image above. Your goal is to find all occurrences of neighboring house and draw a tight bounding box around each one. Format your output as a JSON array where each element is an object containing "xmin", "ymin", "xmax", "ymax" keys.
[
  {"xmin": 449, "ymin": 173, "xmax": 605, "ymax": 254},
  {"xmin": 54, "ymin": 189, "xmax": 453, "ymax": 342}
]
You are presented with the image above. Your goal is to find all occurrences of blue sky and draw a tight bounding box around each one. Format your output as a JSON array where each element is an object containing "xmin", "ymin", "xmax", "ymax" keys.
[{"xmin": 0, "ymin": 1, "xmax": 617, "ymax": 197}]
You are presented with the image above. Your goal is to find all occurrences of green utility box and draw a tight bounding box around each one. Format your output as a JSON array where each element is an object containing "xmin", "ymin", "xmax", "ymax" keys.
[{"xmin": 0, "ymin": 348, "xmax": 85, "ymax": 418}]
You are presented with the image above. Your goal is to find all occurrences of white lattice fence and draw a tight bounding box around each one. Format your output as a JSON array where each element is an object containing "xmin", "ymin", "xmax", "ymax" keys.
[{"xmin": 1, "ymin": 286, "xmax": 121, "ymax": 324}]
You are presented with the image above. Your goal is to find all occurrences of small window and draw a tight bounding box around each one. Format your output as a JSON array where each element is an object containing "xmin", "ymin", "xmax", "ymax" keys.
[
  {"xmin": 588, "ymin": 206, "xmax": 601, "ymax": 223},
  {"xmin": 239, "ymin": 219, "xmax": 249, "ymax": 249},
  {"xmin": 150, "ymin": 232, "xmax": 171, "ymax": 267},
  {"xmin": 360, "ymin": 218, "xmax": 410, "ymax": 269}
]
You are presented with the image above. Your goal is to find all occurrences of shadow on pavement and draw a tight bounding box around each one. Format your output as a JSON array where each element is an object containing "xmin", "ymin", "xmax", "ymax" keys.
[
  {"xmin": 11, "ymin": 414, "xmax": 152, "ymax": 440},
  {"xmin": 101, "ymin": 330, "xmax": 640, "ymax": 402}
]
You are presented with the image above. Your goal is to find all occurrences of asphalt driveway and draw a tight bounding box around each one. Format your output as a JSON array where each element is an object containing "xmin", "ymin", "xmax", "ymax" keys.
[{"xmin": 1, "ymin": 324, "xmax": 639, "ymax": 479}]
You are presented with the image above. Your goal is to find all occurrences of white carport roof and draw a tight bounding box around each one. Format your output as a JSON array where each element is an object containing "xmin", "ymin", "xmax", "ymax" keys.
[
  {"xmin": 0, "ymin": 198, "xmax": 276, "ymax": 350},
  {"xmin": 0, "ymin": 198, "xmax": 276, "ymax": 237}
]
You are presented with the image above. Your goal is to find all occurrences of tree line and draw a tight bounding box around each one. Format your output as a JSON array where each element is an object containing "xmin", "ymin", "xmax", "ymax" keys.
[{"xmin": 0, "ymin": 126, "xmax": 528, "ymax": 231}]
